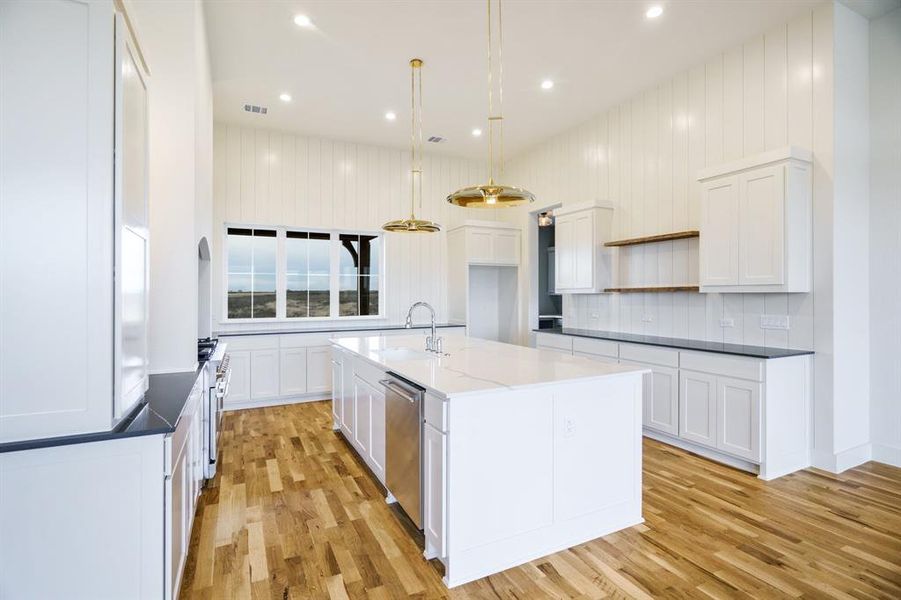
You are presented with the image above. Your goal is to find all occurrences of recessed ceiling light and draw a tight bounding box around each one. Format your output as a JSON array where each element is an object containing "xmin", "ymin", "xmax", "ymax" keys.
[
  {"xmin": 541, "ymin": 79, "xmax": 554, "ymax": 90},
  {"xmin": 385, "ymin": 111, "xmax": 397, "ymax": 121},
  {"xmin": 293, "ymin": 14, "xmax": 313, "ymax": 28},
  {"xmin": 472, "ymin": 128, "xmax": 482, "ymax": 137},
  {"xmin": 279, "ymin": 93, "xmax": 292, "ymax": 102},
  {"xmin": 646, "ymin": 5, "xmax": 663, "ymax": 19}
]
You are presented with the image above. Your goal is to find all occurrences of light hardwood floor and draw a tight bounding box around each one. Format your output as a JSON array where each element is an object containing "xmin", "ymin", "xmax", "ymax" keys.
[{"xmin": 180, "ymin": 401, "xmax": 901, "ymax": 599}]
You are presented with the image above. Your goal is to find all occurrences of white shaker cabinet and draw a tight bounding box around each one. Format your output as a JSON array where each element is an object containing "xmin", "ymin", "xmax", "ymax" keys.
[
  {"xmin": 716, "ymin": 377, "xmax": 761, "ymax": 462},
  {"xmin": 698, "ymin": 147, "xmax": 812, "ymax": 293},
  {"xmin": 640, "ymin": 365, "xmax": 679, "ymax": 436},
  {"xmin": 331, "ymin": 353, "xmax": 343, "ymax": 429},
  {"xmin": 449, "ymin": 220, "xmax": 521, "ymax": 266},
  {"xmin": 553, "ymin": 202, "xmax": 614, "ymax": 293},
  {"xmin": 679, "ymin": 370, "xmax": 718, "ymax": 448},
  {"xmin": 280, "ymin": 348, "xmax": 308, "ymax": 397},
  {"xmin": 226, "ymin": 351, "xmax": 251, "ymax": 404},
  {"xmin": 423, "ymin": 421, "xmax": 447, "ymax": 560},
  {"xmin": 250, "ymin": 349, "xmax": 280, "ymax": 400},
  {"xmin": 306, "ymin": 346, "xmax": 333, "ymax": 393}
]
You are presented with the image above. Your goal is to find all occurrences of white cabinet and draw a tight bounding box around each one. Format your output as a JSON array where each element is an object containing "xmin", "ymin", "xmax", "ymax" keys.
[
  {"xmin": 535, "ymin": 332, "xmax": 573, "ymax": 354},
  {"xmin": 698, "ymin": 147, "xmax": 812, "ymax": 293},
  {"xmin": 331, "ymin": 353, "xmax": 342, "ymax": 429},
  {"xmin": 554, "ymin": 202, "xmax": 614, "ymax": 293},
  {"xmin": 250, "ymin": 349, "xmax": 280, "ymax": 400},
  {"xmin": 640, "ymin": 365, "xmax": 679, "ymax": 436},
  {"xmin": 351, "ymin": 374, "xmax": 386, "ymax": 482},
  {"xmin": 423, "ymin": 422, "xmax": 447, "ymax": 559},
  {"xmin": 306, "ymin": 346, "xmax": 332, "ymax": 393},
  {"xmin": 449, "ymin": 221, "xmax": 521, "ymax": 266},
  {"xmin": 679, "ymin": 370, "xmax": 718, "ymax": 447},
  {"xmin": 280, "ymin": 348, "xmax": 308, "ymax": 396},
  {"xmin": 226, "ymin": 351, "xmax": 250, "ymax": 404},
  {"xmin": 717, "ymin": 377, "xmax": 760, "ymax": 461}
]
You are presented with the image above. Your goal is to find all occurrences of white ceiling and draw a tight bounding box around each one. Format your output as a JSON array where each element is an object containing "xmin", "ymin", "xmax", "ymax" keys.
[{"xmin": 204, "ymin": 0, "xmax": 824, "ymax": 160}]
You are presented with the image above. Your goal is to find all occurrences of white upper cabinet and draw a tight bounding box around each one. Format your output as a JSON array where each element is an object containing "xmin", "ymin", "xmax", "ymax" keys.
[
  {"xmin": 553, "ymin": 202, "xmax": 614, "ymax": 294},
  {"xmin": 448, "ymin": 221, "xmax": 521, "ymax": 266},
  {"xmin": 0, "ymin": 0, "xmax": 119, "ymax": 442},
  {"xmin": 698, "ymin": 147, "xmax": 812, "ymax": 293}
]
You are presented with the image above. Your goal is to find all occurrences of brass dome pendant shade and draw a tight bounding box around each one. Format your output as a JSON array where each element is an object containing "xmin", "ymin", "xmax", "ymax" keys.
[
  {"xmin": 447, "ymin": 0, "xmax": 535, "ymax": 209},
  {"xmin": 383, "ymin": 59, "xmax": 440, "ymax": 233}
]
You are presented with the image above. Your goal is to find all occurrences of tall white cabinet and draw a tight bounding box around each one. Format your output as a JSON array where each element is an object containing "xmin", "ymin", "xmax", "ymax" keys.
[
  {"xmin": 553, "ymin": 201, "xmax": 614, "ymax": 293},
  {"xmin": 698, "ymin": 147, "xmax": 812, "ymax": 293},
  {"xmin": 0, "ymin": 0, "xmax": 149, "ymax": 443}
]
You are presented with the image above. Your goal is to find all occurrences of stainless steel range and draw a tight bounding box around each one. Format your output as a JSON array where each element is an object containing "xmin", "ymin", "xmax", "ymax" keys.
[{"xmin": 201, "ymin": 340, "xmax": 229, "ymax": 480}]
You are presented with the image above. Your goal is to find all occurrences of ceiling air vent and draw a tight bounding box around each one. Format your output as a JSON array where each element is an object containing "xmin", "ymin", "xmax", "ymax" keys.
[
  {"xmin": 427, "ymin": 136, "xmax": 447, "ymax": 143},
  {"xmin": 243, "ymin": 104, "xmax": 268, "ymax": 115}
]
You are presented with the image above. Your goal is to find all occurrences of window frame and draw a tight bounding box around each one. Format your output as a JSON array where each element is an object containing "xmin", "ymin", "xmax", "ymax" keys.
[{"xmin": 222, "ymin": 223, "xmax": 386, "ymax": 323}]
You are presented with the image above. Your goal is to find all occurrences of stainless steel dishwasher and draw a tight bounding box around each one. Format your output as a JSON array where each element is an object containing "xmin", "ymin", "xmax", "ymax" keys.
[{"xmin": 380, "ymin": 373, "xmax": 425, "ymax": 529}]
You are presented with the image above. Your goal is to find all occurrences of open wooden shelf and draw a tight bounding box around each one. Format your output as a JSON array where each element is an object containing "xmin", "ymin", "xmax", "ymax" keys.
[
  {"xmin": 604, "ymin": 286, "xmax": 700, "ymax": 293},
  {"xmin": 604, "ymin": 230, "xmax": 699, "ymax": 247}
]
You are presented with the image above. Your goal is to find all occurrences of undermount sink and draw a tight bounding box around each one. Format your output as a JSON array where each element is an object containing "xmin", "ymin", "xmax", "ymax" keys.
[{"xmin": 377, "ymin": 347, "xmax": 436, "ymax": 361}]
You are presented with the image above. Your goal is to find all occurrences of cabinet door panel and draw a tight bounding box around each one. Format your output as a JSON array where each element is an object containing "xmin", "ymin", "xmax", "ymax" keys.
[
  {"xmin": 331, "ymin": 357, "xmax": 342, "ymax": 428},
  {"xmin": 573, "ymin": 213, "xmax": 594, "ymax": 289},
  {"xmin": 700, "ymin": 177, "xmax": 740, "ymax": 286},
  {"xmin": 493, "ymin": 231, "xmax": 520, "ymax": 265},
  {"xmin": 341, "ymin": 361, "xmax": 354, "ymax": 437},
  {"xmin": 555, "ymin": 216, "xmax": 574, "ymax": 289},
  {"xmin": 740, "ymin": 166, "xmax": 785, "ymax": 285},
  {"xmin": 353, "ymin": 375, "xmax": 372, "ymax": 455},
  {"xmin": 717, "ymin": 377, "xmax": 761, "ymax": 461},
  {"xmin": 423, "ymin": 423, "xmax": 446, "ymax": 558},
  {"xmin": 250, "ymin": 349, "xmax": 279, "ymax": 400},
  {"xmin": 467, "ymin": 229, "xmax": 494, "ymax": 263},
  {"xmin": 368, "ymin": 383, "xmax": 386, "ymax": 483},
  {"xmin": 225, "ymin": 351, "xmax": 250, "ymax": 405},
  {"xmin": 168, "ymin": 449, "xmax": 187, "ymax": 599},
  {"xmin": 279, "ymin": 348, "xmax": 307, "ymax": 397},
  {"xmin": 679, "ymin": 370, "xmax": 717, "ymax": 447},
  {"xmin": 643, "ymin": 365, "xmax": 679, "ymax": 435},
  {"xmin": 306, "ymin": 346, "xmax": 332, "ymax": 394}
]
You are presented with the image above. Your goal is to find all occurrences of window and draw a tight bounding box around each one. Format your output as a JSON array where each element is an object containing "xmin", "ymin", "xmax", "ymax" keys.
[
  {"xmin": 339, "ymin": 234, "xmax": 380, "ymax": 316},
  {"xmin": 226, "ymin": 228, "xmax": 276, "ymax": 319},
  {"xmin": 224, "ymin": 226, "xmax": 384, "ymax": 320}
]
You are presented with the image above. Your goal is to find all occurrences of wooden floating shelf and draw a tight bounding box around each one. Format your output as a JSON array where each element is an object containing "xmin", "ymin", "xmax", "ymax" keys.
[
  {"xmin": 604, "ymin": 230, "xmax": 699, "ymax": 247},
  {"xmin": 604, "ymin": 286, "xmax": 700, "ymax": 293}
]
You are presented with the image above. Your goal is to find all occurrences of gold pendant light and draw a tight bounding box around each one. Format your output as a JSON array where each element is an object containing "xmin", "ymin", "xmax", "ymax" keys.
[
  {"xmin": 383, "ymin": 58, "xmax": 441, "ymax": 233},
  {"xmin": 447, "ymin": 0, "xmax": 535, "ymax": 208}
]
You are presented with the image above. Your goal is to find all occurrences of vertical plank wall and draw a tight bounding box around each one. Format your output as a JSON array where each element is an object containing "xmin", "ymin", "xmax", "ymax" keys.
[
  {"xmin": 507, "ymin": 9, "xmax": 825, "ymax": 350},
  {"xmin": 211, "ymin": 124, "xmax": 488, "ymax": 331}
]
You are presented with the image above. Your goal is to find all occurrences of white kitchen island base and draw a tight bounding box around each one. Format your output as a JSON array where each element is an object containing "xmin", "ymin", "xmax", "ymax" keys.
[{"xmin": 331, "ymin": 334, "xmax": 645, "ymax": 588}]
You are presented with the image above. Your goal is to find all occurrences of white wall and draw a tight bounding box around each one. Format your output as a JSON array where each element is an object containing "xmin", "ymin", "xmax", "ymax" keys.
[
  {"xmin": 212, "ymin": 123, "xmax": 492, "ymax": 331},
  {"xmin": 128, "ymin": 0, "xmax": 213, "ymax": 373},
  {"xmin": 506, "ymin": 3, "xmax": 879, "ymax": 471},
  {"xmin": 869, "ymin": 5, "xmax": 901, "ymax": 467}
]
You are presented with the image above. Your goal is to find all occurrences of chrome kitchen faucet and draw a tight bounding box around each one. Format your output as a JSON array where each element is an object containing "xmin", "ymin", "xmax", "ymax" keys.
[{"xmin": 404, "ymin": 301, "xmax": 443, "ymax": 354}]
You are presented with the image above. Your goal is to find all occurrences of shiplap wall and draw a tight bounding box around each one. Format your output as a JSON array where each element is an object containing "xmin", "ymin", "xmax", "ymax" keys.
[
  {"xmin": 508, "ymin": 8, "xmax": 826, "ymax": 351},
  {"xmin": 211, "ymin": 123, "xmax": 490, "ymax": 331}
]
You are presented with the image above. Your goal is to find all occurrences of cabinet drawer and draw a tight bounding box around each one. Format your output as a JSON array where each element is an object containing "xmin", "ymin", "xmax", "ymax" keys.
[
  {"xmin": 218, "ymin": 334, "xmax": 278, "ymax": 351},
  {"xmin": 572, "ymin": 337, "xmax": 618, "ymax": 359},
  {"xmin": 679, "ymin": 350, "xmax": 763, "ymax": 382},
  {"xmin": 619, "ymin": 343, "xmax": 678, "ymax": 368},
  {"xmin": 280, "ymin": 333, "xmax": 331, "ymax": 348},
  {"xmin": 535, "ymin": 333, "xmax": 573, "ymax": 352},
  {"xmin": 424, "ymin": 392, "xmax": 447, "ymax": 432}
]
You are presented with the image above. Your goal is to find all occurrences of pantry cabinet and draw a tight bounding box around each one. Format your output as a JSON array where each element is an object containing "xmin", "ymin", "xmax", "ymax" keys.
[
  {"xmin": 448, "ymin": 221, "xmax": 521, "ymax": 266},
  {"xmin": 553, "ymin": 202, "xmax": 614, "ymax": 293},
  {"xmin": 698, "ymin": 147, "xmax": 812, "ymax": 293}
]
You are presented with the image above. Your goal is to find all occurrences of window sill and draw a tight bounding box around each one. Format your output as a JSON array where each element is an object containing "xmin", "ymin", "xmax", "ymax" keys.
[{"xmin": 221, "ymin": 315, "xmax": 385, "ymax": 325}]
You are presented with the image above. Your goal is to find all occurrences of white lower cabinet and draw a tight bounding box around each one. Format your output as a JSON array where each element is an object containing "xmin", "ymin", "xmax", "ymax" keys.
[
  {"xmin": 639, "ymin": 364, "xmax": 679, "ymax": 436},
  {"xmin": 423, "ymin": 421, "xmax": 447, "ymax": 559},
  {"xmin": 250, "ymin": 349, "xmax": 280, "ymax": 399},
  {"xmin": 353, "ymin": 375, "xmax": 373, "ymax": 456},
  {"xmin": 280, "ymin": 347, "xmax": 308, "ymax": 396},
  {"xmin": 331, "ymin": 353, "xmax": 342, "ymax": 429},
  {"xmin": 306, "ymin": 346, "xmax": 332, "ymax": 393},
  {"xmin": 226, "ymin": 350, "xmax": 250, "ymax": 404},
  {"xmin": 679, "ymin": 370, "xmax": 718, "ymax": 447},
  {"xmin": 716, "ymin": 376, "xmax": 760, "ymax": 461}
]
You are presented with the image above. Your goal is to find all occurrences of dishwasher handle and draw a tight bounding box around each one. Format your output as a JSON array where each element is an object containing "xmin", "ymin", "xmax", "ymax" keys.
[{"xmin": 379, "ymin": 378, "xmax": 421, "ymax": 403}]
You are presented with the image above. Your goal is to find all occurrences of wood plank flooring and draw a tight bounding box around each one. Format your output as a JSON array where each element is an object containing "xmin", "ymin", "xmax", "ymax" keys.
[{"xmin": 179, "ymin": 401, "xmax": 901, "ymax": 599}]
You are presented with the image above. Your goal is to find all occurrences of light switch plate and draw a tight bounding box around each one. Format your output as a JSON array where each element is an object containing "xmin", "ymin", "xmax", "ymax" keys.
[
  {"xmin": 641, "ymin": 314, "xmax": 654, "ymax": 323},
  {"xmin": 760, "ymin": 314, "xmax": 790, "ymax": 330},
  {"xmin": 720, "ymin": 318, "xmax": 735, "ymax": 328}
]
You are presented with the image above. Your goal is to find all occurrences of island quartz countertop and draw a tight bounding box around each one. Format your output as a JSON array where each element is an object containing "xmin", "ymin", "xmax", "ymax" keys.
[{"xmin": 331, "ymin": 333, "xmax": 646, "ymax": 397}]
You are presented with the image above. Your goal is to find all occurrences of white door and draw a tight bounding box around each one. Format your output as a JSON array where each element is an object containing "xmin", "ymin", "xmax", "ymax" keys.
[
  {"xmin": 555, "ymin": 215, "xmax": 574, "ymax": 290},
  {"xmin": 341, "ymin": 361, "xmax": 355, "ymax": 438},
  {"xmin": 250, "ymin": 349, "xmax": 279, "ymax": 400},
  {"xmin": 423, "ymin": 422, "xmax": 446, "ymax": 559},
  {"xmin": 353, "ymin": 376, "xmax": 373, "ymax": 456},
  {"xmin": 739, "ymin": 166, "xmax": 785, "ymax": 285},
  {"xmin": 330, "ymin": 357, "xmax": 342, "ymax": 428},
  {"xmin": 679, "ymin": 370, "xmax": 717, "ymax": 448},
  {"xmin": 700, "ymin": 176, "xmax": 740, "ymax": 286},
  {"xmin": 641, "ymin": 365, "xmax": 679, "ymax": 436},
  {"xmin": 226, "ymin": 351, "xmax": 250, "ymax": 405},
  {"xmin": 306, "ymin": 346, "xmax": 332, "ymax": 394},
  {"xmin": 368, "ymin": 384, "xmax": 386, "ymax": 483},
  {"xmin": 493, "ymin": 231, "xmax": 520, "ymax": 265},
  {"xmin": 717, "ymin": 377, "xmax": 761, "ymax": 461},
  {"xmin": 279, "ymin": 348, "xmax": 307, "ymax": 397},
  {"xmin": 572, "ymin": 212, "xmax": 594, "ymax": 289}
]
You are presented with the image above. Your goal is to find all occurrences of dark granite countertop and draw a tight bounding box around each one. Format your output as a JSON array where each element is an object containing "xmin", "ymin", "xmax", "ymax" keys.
[
  {"xmin": 217, "ymin": 322, "xmax": 466, "ymax": 337},
  {"xmin": 0, "ymin": 368, "xmax": 203, "ymax": 454},
  {"xmin": 535, "ymin": 327, "xmax": 814, "ymax": 359}
]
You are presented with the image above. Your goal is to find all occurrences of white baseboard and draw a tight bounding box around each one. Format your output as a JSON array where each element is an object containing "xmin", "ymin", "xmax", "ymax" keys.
[
  {"xmin": 642, "ymin": 428, "xmax": 760, "ymax": 475},
  {"xmin": 223, "ymin": 393, "xmax": 330, "ymax": 411},
  {"xmin": 872, "ymin": 443, "xmax": 901, "ymax": 468},
  {"xmin": 813, "ymin": 443, "xmax": 873, "ymax": 473}
]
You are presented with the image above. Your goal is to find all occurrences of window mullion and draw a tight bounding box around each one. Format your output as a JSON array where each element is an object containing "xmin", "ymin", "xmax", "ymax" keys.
[
  {"xmin": 330, "ymin": 232, "xmax": 339, "ymax": 319},
  {"xmin": 276, "ymin": 228, "xmax": 286, "ymax": 319}
]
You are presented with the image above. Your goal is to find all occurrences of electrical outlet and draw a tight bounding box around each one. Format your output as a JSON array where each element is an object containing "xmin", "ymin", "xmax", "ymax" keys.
[
  {"xmin": 720, "ymin": 317, "xmax": 735, "ymax": 328},
  {"xmin": 760, "ymin": 314, "xmax": 790, "ymax": 330},
  {"xmin": 641, "ymin": 314, "xmax": 654, "ymax": 323},
  {"xmin": 563, "ymin": 417, "xmax": 576, "ymax": 438}
]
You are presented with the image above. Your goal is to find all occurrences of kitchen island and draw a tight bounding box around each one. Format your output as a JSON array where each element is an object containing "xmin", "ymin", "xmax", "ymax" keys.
[{"xmin": 330, "ymin": 333, "xmax": 646, "ymax": 588}]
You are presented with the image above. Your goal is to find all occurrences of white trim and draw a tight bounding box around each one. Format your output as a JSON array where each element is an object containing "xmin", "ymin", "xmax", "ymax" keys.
[
  {"xmin": 447, "ymin": 219, "xmax": 522, "ymax": 232},
  {"xmin": 812, "ymin": 442, "xmax": 874, "ymax": 473},
  {"xmin": 872, "ymin": 444, "xmax": 901, "ymax": 468},
  {"xmin": 642, "ymin": 428, "xmax": 761, "ymax": 475},
  {"xmin": 697, "ymin": 146, "xmax": 812, "ymax": 181},
  {"xmin": 223, "ymin": 393, "xmax": 330, "ymax": 412},
  {"xmin": 553, "ymin": 200, "xmax": 616, "ymax": 216}
]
